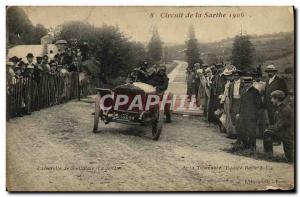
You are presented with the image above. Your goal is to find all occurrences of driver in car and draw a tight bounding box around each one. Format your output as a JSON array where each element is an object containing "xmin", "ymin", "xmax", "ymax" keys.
[
  {"xmin": 147, "ymin": 65, "xmax": 169, "ymax": 93},
  {"xmin": 127, "ymin": 61, "xmax": 150, "ymax": 83}
]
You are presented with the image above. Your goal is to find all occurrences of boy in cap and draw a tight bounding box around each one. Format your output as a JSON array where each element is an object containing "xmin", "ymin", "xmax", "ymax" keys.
[
  {"xmin": 26, "ymin": 53, "xmax": 35, "ymax": 69},
  {"xmin": 263, "ymin": 90, "xmax": 293, "ymax": 162},
  {"xmin": 41, "ymin": 55, "xmax": 51, "ymax": 72},
  {"xmin": 35, "ymin": 56, "xmax": 43, "ymax": 68},
  {"xmin": 49, "ymin": 60, "xmax": 58, "ymax": 75},
  {"xmin": 17, "ymin": 61, "xmax": 27, "ymax": 77}
]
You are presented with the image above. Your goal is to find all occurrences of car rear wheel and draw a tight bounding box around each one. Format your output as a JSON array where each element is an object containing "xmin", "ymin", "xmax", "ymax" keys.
[{"xmin": 151, "ymin": 106, "xmax": 163, "ymax": 140}]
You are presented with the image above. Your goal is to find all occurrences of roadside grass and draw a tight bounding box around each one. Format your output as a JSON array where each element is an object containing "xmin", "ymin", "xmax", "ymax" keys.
[{"xmin": 223, "ymin": 146, "xmax": 288, "ymax": 163}]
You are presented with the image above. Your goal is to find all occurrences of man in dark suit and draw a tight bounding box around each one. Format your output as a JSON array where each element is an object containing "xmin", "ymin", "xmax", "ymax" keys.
[
  {"xmin": 264, "ymin": 65, "xmax": 288, "ymax": 125},
  {"xmin": 207, "ymin": 64, "xmax": 226, "ymax": 123},
  {"xmin": 236, "ymin": 77, "xmax": 263, "ymax": 150}
]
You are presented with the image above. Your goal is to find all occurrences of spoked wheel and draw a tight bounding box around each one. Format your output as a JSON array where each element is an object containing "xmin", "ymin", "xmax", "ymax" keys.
[
  {"xmin": 151, "ymin": 106, "xmax": 164, "ymax": 140},
  {"xmin": 93, "ymin": 95, "xmax": 101, "ymax": 133}
]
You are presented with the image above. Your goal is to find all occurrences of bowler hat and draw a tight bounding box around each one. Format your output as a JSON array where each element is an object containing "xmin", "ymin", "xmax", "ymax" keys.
[
  {"xmin": 271, "ymin": 90, "xmax": 286, "ymax": 100},
  {"xmin": 26, "ymin": 53, "xmax": 34, "ymax": 58},
  {"xmin": 265, "ymin": 65, "xmax": 278, "ymax": 72}
]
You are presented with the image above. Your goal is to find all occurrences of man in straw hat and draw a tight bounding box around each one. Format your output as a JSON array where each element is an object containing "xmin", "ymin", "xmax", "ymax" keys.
[
  {"xmin": 264, "ymin": 65, "xmax": 287, "ymax": 125},
  {"xmin": 263, "ymin": 90, "xmax": 293, "ymax": 162}
]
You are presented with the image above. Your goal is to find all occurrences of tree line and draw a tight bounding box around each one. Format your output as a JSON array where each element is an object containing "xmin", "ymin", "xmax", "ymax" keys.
[
  {"xmin": 56, "ymin": 22, "xmax": 164, "ymax": 86},
  {"xmin": 7, "ymin": 6, "xmax": 257, "ymax": 83},
  {"xmin": 185, "ymin": 25, "xmax": 255, "ymax": 70},
  {"xmin": 6, "ymin": 7, "xmax": 48, "ymax": 46},
  {"xmin": 6, "ymin": 6, "xmax": 165, "ymax": 87}
]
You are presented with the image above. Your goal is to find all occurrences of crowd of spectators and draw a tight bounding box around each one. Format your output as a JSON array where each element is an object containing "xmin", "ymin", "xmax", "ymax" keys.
[
  {"xmin": 187, "ymin": 62, "xmax": 294, "ymax": 162},
  {"xmin": 7, "ymin": 47, "xmax": 83, "ymax": 118}
]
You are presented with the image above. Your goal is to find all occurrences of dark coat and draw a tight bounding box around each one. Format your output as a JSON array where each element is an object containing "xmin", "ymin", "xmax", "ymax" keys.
[
  {"xmin": 148, "ymin": 73, "xmax": 169, "ymax": 92},
  {"xmin": 268, "ymin": 103, "xmax": 292, "ymax": 136},
  {"xmin": 68, "ymin": 63, "xmax": 77, "ymax": 72},
  {"xmin": 33, "ymin": 67, "xmax": 42, "ymax": 83},
  {"xmin": 238, "ymin": 86, "xmax": 263, "ymax": 137},
  {"xmin": 211, "ymin": 74, "xmax": 226, "ymax": 110},
  {"xmin": 264, "ymin": 76, "xmax": 288, "ymax": 124},
  {"xmin": 61, "ymin": 54, "xmax": 73, "ymax": 66},
  {"xmin": 207, "ymin": 75, "xmax": 218, "ymax": 122},
  {"xmin": 136, "ymin": 67, "xmax": 149, "ymax": 83}
]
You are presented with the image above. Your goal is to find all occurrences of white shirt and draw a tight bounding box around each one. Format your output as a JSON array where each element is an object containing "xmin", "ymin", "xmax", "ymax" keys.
[
  {"xmin": 268, "ymin": 75, "xmax": 277, "ymax": 85},
  {"xmin": 206, "ymin": 76, "xmax": 214, "ymax": 88},
  {"xmin": 253, "ymin": 81, "xmax": 266, "ymax": 93},
  {"xmin": 26, "ymin": 62, "xmax": 35, "ymax": 69},
  {"xmin": 233, "ymin": 79, "xmax": 241, "ymax": 99},
  {"xmin": 48, "ymin": 53, "xmax": 55, "ymax": 60},
  {"xmin": 220, "ymin": 81, "xmax": 231, "ymax": 104}
]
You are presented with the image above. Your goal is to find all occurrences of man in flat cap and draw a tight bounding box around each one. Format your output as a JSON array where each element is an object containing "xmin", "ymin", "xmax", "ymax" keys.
[
  {"xmin": 264, "ymin": 65, "xmax": 288, "ymax": 125},
  {"xmin": 263, "ymin": 90, "xmax": 293, "ymax": 162}
]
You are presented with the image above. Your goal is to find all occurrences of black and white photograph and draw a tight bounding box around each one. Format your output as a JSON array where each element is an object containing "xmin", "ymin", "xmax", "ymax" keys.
[{"xmin": 5, "ymin": 6, "xmax": 295, "ymax": 191}]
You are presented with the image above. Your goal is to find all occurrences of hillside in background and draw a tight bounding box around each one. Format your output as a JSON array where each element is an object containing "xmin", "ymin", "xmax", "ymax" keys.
[{"xmin": 165, "ymin": 32, "xmax": 294, "ymax": 73}]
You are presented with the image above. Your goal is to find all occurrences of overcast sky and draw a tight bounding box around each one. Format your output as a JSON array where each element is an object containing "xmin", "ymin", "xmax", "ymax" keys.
[{"xmin": 21, "ymin": 6, "xmax": 294, "ymax": 44}]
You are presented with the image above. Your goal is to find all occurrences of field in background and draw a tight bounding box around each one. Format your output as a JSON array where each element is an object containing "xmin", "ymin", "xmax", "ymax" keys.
[{"xmin": 165, "ymin": 32, "xmax": 294, "ymax": 73}]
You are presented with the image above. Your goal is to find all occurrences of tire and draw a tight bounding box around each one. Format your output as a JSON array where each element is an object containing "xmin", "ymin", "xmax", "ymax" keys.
[
  {"xmin": 152, "ymin": 107, "xmax": 163, "ymax": 140},
  {"xmin": 93, "ymin": 95, "xmax": 101, "ymax": 133}
]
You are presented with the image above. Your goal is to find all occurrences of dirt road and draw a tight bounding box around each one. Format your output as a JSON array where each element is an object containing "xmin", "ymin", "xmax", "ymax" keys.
[
  {"xmin": 6, "ymin": 62, "xmax": 294, "ymax": 191},
  {"xmin": 6, "ymin": 101, "xmax": 294, "ymax": 191}
]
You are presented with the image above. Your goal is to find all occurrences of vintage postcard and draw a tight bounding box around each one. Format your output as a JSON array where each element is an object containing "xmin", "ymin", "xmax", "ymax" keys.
[{"xmin": 6, "ymin": 6, "xmax": 295, "ymax": 191}]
